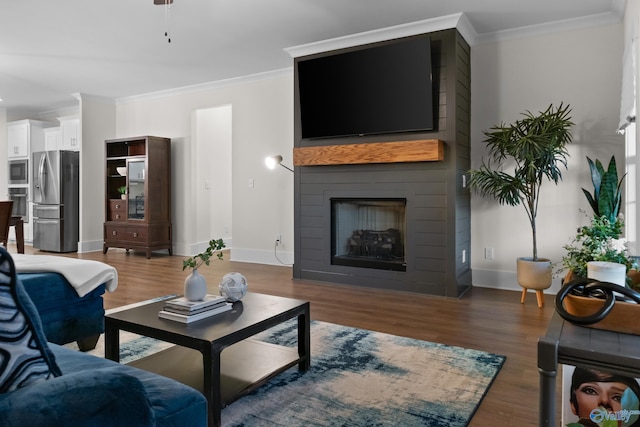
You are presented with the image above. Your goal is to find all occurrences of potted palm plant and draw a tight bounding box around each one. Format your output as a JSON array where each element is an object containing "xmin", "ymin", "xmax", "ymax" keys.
[{"xmin": 468, "ymin": 103, "xmax": 574, "ymax": 303}]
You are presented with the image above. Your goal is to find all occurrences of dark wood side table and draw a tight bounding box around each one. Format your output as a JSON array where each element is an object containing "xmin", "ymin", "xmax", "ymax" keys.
[
  {"xmin": 105, "ymin": 292, "xmax": 311, "ymax": 427},
  {"xmin": 538, "ymin": 311, "xmax": 640, "ymax": 426},
  {"xmin": 9, "ymin": 216, "xmax": 24, "ymax": 254}
]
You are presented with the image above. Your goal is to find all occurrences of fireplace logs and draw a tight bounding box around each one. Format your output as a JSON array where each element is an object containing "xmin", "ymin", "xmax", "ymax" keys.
[{"xmin": 347, "ymin": 228, "xmax": 403, "ymax": 260}]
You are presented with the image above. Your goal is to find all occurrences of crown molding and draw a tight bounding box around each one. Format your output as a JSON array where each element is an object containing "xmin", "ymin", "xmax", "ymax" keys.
[
  {"xmin": 474, "ymin": 11, "xmax": 623, "ymax": 45},
  {"xmin": 284, "ymin": 13, "xmax": 469, "ymax": 58},
  {"xmin": 115, "ymin": 68, "xmax": 293, "ymax": 105},
  {"xmin": 285, "ymin": 8, "xmax": 624, "ymax": 56},
  {"xmin": 114, "ymin": 7, "xmax": 624, "ymax": 105}
]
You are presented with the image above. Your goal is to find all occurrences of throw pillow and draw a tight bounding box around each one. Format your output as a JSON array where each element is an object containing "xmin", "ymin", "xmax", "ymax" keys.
[{"xmin": 0, "ymin": 247, "xmax": 62, "ymax": 392}]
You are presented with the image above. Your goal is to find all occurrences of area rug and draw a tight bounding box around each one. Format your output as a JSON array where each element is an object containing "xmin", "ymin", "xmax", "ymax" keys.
[{"xmin": 81, "ymin": 319, "xmax": 505, "ymax": 426}]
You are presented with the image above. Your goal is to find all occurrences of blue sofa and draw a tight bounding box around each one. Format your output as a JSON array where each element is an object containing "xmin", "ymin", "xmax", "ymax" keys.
[
  {"xmin": 19, "ymin": 272, "xmax": 106, "ymax": 350},
  {"xmin": 0, "ymin": 247, "xmax": 207, "ymax": 426}
]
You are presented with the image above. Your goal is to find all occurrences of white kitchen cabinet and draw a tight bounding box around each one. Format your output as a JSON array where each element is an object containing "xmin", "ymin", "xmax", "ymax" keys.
[
  {"xmin": 8, "ymin": 122, "xmax": 29, "ymax": 158},
  {"xmin": 44, "ymin": 127, "xmax": 61, "ymax": 151},
  {"xmin": 60, "ymin": 117, "xmax": 80, "ymax": 151},
  {"xmin": 7, "ymin": 120, "xmax": 50, "ymax": 158}
]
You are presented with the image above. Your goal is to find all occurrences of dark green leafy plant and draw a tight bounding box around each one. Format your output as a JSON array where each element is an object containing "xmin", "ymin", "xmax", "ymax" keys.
[
  {"xmin": 582, "ymin": 156, "xmax": 625, "ymax": 224},
  {"xmin": 468, "ymin": 103, "xmax": 574, "ymax": 260},
  {"xmin": 182, "ymin": 238, "xmax": 226, "ymax": 271},
  {"xmin": 561, "ymin": 213, "xmax": 637, "ymax": 285},
  {"xmin": 117, "ymin": 186, "xmax": 127, "ymax": 195}
]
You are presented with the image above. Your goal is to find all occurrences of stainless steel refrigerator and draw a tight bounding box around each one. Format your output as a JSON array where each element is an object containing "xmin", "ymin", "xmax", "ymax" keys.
[{"xmin": 32, "ymin": 150, "xmax": 79, "ymax": 252}]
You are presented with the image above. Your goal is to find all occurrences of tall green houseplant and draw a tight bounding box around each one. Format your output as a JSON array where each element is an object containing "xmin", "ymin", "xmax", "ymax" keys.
[
  {"xmin": 468, "ymin": 103, "xmax": 574, "ymax": 261},
  {"xmin": 582, "ymin": 155, "xmax": 624, "ymax": 223}
]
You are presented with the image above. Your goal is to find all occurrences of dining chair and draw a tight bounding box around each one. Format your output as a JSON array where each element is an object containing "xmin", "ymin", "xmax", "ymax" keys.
[{"xmin": 0, "ymin": 201, "xmax": 14, "ymax": 249}]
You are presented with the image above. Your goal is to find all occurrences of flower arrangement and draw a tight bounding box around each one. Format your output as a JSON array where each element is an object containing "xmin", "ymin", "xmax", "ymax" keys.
[
  {"xmin": 561, "ymin": 212, "xmax": 637, "ymax": 285},
  {"xmin": 182, "ymin": 238, "xmax": 226, "ymax": 271}
]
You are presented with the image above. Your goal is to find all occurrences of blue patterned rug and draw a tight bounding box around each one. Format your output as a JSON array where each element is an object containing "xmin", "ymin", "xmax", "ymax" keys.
[
  {"xmin": 87, "ymin": 320, "xmax": 505, "ymax": 426},
  {"xmin": 223, "ymin": 320, "xmax": 505, "ymax": 427}
]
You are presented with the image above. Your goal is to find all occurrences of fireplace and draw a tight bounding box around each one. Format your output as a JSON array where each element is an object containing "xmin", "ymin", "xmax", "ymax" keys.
[
  {"xmin": 292, "ymin": 28, "xmax": 472, "ymax": 297},
  {"xmin": 331, "ymin": 198, "xmax": 406, "ymax": 271}
]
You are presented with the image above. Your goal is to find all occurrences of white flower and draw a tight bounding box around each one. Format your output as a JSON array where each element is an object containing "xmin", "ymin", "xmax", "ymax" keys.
[{"xmin": 607, "ymin": 237, "xmax": 628, "ymax": 254}]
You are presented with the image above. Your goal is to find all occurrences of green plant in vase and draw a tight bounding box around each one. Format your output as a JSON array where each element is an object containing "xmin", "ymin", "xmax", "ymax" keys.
[
  {"xmin": 562, "ymin": 156, "xmax": 638, "ymax": 287},
  {"xmin": 182, "ymin": 238, "xmax": 226, "ymax": 301},
  {"xmin": 117, "ymin": 186, "xmax": 127, "ymax": 199},
  {"xmin": 562, "ymin": 213, "xmax": 637, "ymax": 283},
  {"xmin": 468, "ymin": 103, "xmax": 573, "ymax": 303}
]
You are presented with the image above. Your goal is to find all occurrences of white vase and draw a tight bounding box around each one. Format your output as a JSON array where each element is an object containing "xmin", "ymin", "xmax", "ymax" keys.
[
  {"xmin": 587, "ymin": 261, "xmax": 626, "ymax": 287},
  {"xmin": 184, "ymin": 268, "xmax": 207, "ymax": 301}
]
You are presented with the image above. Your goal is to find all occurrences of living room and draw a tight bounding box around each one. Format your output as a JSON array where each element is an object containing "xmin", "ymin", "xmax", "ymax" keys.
[
  {"xmin": 0, "ymin": 1, "xmax": 638, "ymax": 425},
  {"xmin": 0, "ymin": 2, "xmax": 634, "ymax": 289}
]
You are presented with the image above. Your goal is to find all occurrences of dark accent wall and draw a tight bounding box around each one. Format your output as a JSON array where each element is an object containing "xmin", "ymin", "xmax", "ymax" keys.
[{"xmin": 292, "ymin": 29, "xmax": 471, "ymax": 298}]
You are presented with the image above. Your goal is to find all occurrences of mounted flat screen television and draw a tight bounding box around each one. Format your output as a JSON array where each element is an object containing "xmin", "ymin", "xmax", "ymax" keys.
[{"xmin": 297, "ymin": 36, "xmax": 434, "ymax": 140}]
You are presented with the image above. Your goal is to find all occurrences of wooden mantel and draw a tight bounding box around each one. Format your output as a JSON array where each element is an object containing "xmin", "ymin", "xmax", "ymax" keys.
[{"xmin": 292, "ymin": 139, "xmax": 444, "ymax": 166}]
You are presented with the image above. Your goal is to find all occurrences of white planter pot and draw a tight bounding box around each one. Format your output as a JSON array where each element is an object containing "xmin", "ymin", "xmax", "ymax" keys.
[
  {"xmin": 516, "ymin": 257, "xmax": 552, "ymax": 290},
  {"xmin": 587, "ymin": 261, "xmax": 626, "ymax": 287},
  {"xmin": 517, "ymin": 257, "xmax": 552, "ymax": 308}
]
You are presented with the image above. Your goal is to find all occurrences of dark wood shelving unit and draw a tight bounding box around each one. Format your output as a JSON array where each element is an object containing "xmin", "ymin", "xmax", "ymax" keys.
[{"xmin": 103, "ymin": 136, "xmax": 172, "ymax": 258}]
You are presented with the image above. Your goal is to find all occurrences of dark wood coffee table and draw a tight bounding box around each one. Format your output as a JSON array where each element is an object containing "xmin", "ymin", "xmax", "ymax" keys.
[{"xmin": 104, "ymin": 292, "xmax": 310, "ymax": 427}]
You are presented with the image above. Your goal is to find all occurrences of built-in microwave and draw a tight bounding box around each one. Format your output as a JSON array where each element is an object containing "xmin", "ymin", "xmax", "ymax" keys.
[{"xmin": 8, "ymin": 159, "xmax": 28, "ymax": 185}]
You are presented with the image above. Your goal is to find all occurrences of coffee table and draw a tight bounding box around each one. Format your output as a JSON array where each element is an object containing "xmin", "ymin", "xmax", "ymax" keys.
[{"xmin": 104, "ymin": 292, "xmax": 310, "ymax": 427}]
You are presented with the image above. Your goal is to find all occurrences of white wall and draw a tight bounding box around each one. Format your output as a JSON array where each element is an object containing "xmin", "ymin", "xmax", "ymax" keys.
[
  {"xmin": 470, "ymin": 22, "xmax": 625, "ymax": 293},
  {"xmin": 78, "ymin": 94, "xmax": 116, "ymax": 251},
  {"xmin": 115, "ymin": 71, "xmax": 294, "ymax": 263}
]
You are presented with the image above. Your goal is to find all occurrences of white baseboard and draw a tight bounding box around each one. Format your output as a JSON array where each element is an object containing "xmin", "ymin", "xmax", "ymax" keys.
[
  {"xmin": 230, "ymin": 247, "xmax": 293, "ymax": 267},
  {"xmin": 78, "ymin": 240, "xmax": 104, "ymax": 253},
  {"xmin": 472, "ymin": 267, "xmax": 563, "ymax": 294}
]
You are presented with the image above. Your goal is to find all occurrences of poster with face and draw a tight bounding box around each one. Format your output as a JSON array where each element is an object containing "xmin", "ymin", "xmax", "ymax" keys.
[{"xmin": 562, "ymin": 365, "xmax": 640, "ymax": 427}]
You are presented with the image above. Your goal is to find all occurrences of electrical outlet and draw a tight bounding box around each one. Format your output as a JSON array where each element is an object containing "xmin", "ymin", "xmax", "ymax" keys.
[
  {"xmin": 485, "ymin": 247, "xmax": 494, "ymax": 260},
  {"xmin": 275, "ymin": 234, "xmax": 281, "ymax": 246}
]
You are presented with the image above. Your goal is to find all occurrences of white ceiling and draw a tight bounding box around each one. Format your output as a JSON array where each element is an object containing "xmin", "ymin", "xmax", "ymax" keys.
[{"xmin": 0, "ymin": 0, "xmax": 625, "ymax": 117}]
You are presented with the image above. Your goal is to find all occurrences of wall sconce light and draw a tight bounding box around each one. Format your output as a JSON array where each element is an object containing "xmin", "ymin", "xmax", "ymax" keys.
[{"xmin": 265, "ymin": 155, "xmax": 294, "ymax": 172}]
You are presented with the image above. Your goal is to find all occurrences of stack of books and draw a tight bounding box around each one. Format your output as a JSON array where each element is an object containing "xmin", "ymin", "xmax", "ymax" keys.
[{"xmin": 158, "ymin": 294, "xmax": 232, "ymax": 323}]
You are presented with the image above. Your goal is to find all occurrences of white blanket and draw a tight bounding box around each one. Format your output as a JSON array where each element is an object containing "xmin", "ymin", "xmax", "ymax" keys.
[{"xmin": 12, "ymin": 254, "xmax": 118, "ymax": 297}]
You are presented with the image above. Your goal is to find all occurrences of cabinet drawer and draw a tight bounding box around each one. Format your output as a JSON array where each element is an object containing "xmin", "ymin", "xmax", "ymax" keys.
[
  {"xmin": 109, "ymin": 200, "xmax": 127, "ymax": 221},
  {"xmin": 105, "ymin": 224, "xmax": 127, "ymax": 240},
  {"xmin": 105, "ymin": 224, "xmax": 148, "ymax": 242},
  {"xmin": 125, "ymin": 226, "xmax": 148, "ymax": 241}
]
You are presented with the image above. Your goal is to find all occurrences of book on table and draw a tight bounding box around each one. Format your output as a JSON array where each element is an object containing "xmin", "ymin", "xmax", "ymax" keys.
[
  {"xmin": 162, "ymin": 303, "xmax": 228, "ymax": 316},
  {"xmin": 163, "ymin": 294, "xmax": 227, "ymax": 313},
  {"xmin": 158, "ymin": 302, "xmax": 233, "ymax": 323}
]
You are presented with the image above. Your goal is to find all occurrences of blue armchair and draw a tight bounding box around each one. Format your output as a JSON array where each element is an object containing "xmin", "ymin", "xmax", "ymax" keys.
[{"xmin": 0, "ymin": 247, "xmax": 207, "ymax": 426}]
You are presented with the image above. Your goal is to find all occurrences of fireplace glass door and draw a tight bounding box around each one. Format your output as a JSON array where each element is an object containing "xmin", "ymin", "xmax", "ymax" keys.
[{"xmin": 331, "ymin": 198, "xmax": 406, "ymax": 271}]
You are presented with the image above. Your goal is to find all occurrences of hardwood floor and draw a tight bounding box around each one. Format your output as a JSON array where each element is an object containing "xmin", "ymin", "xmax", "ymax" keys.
[{"xmin": 14, "ymin": 245, "xmax": 562, "ymax": 426}]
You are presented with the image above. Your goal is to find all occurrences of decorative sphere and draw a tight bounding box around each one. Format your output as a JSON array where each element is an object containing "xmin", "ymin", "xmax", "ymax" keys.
[{"xmin": 219, "ymin": 272, "xmax": 248, "ymax": 302}]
